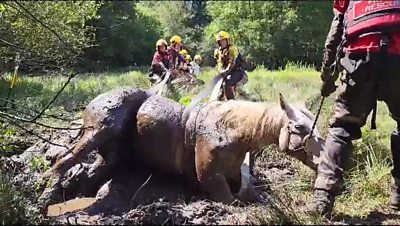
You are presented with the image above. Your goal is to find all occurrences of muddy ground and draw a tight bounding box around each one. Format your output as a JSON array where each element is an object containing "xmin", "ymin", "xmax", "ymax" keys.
[
  {"xmin": 43, "ymin": 150, "xmax": 298, "ymax": 225},
  {"xmin": 4, "ymin": 98, "xmax": 400, "ymax": 225},
  {"xmin": 2, "ymin": 115, "xmax": 305, "ymax": 225},
  {"xmin": 5, "ymin": 127, "xmax": 400, "ymax": 225}
]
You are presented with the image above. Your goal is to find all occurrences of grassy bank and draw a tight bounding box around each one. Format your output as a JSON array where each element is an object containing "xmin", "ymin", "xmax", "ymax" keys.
[{"xmin": 0, "ymin": 65, "xmax": 397, "ymax": 224}]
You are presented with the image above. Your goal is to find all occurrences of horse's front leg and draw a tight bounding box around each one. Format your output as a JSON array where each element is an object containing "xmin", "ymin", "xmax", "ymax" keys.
[
  {"xmin": 237, "ymin": 152, "xmax": 261, "ymax": 203},
  {"xmin": 199, "ymin": 170, "xmax": 234, "ymax": 203},
  {"xmin": 195, "ymin": 142, "xmax": 234, "ymax": 203}
]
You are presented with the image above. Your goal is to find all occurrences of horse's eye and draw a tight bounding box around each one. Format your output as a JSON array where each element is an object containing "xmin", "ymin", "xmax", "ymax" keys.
[{"xmin": 294, "ymin": 125, "xmax": 302, "ymax": 130}]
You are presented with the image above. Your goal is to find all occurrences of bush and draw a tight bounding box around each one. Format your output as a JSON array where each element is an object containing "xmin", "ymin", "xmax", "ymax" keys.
[{"xmin": 0, "ymin": 172, "xmax": 40, "ymax": 224}]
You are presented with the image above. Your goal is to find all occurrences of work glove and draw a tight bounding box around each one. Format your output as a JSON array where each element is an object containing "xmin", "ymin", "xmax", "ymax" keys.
[
  {"xmin": 320, "ymin": 64, "xmax": 338, "ymax": 97},
  {"xmin": 320, "ymin": 65, "xmax": 332, "ymax": 82},
  {"xmin": 320, "ymin": 76, "xmax": 337, "ymax": 97}
]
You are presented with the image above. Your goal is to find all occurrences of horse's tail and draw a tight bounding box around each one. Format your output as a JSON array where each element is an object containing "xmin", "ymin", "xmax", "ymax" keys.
[
  {"xmin": 181, "ymin": 73, "xmax": 223, "ymax": 127},
  {"xmin": 42, "ymin": 88, "xmax": 150, "ymax": 180}
]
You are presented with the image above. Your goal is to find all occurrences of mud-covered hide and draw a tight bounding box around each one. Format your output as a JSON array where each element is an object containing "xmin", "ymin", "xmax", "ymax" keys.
[
  {"xmin": 34, "ymin": 86, "xmax": 201, "ymax": 212},
  {"xmin": 134, "ymin": 94, "xmax": 196, "ymax": 180},
  {"xmin": 37, "ymin": 87, "xmax": 150, "ymax": 206}
]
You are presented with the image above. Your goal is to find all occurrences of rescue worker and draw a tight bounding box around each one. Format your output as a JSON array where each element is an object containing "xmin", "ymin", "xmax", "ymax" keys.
[
  {"xmin": 214, "ymin": 31, "xmax": 245, "ymax": 100},
  {"xmin": 190, "ymin": 55, "xmax": 202, "ymax": 77},
  {"xmin": 179, "ymin": 49, "xmax": 188, "ymax": 59},
  {"xmin": 178, "ymin": 49, "xmax": 191, "ymax": 73},
  {"xmin": 168, "ymin": 35, "xmax": 185, "ymax": 70},
  {"xmin": 149, "ymin": 39, "xmax": 169, "ymax": 83},
  {"xmin": 305, "ymin": 0, "xmax": 400, "ymax": 218},
  {"xmin": 185, "ymin": 54, "xmax": 192, "ymax": 65},
  {"xmin": 184, "ymin": 54, "xmax": 192, "ymax": 74}
]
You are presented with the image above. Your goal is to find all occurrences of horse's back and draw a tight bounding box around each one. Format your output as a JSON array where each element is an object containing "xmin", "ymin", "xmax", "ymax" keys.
[
  {"xmin": 84, "ymin": 87, "xmax": 149, "ymax": 131},
  {"xmin": 134, "ymin": 94, "xmax": 186, "ymax": 175}
]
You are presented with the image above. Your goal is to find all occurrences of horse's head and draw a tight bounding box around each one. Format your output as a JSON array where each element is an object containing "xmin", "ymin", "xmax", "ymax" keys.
[{"xmin": 278, "ymin": 93, "xmax": 325, "ymax": 171}]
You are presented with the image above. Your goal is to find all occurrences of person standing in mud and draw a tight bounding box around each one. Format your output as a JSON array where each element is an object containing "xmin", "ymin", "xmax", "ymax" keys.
[
  {"xmin": 214, "ymin": 31, "xmax": 245, "ymax": 100},
  {"xmin": 305, "ymin": 0, "xmax": 400, "ymax": 218},
  {"xmin": 149, "ymin": 39, "xmax": 170, "ymax": 83}
]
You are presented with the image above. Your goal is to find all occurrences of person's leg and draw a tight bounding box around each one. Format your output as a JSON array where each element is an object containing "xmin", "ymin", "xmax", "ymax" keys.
[
  {"xmin": 389, "ymin": 121, "xmax": 400, "ymax": 210},
  {"xmin": 305, "ymin": 54, "xmax": 377, "ymax": 217},
  {"xmin": 224, "ymin": 70, "xmax": 244, "ymax": 100},
  {"xmin": 378, "ymin": 54, "xmax": 400, "ymax": 209}
]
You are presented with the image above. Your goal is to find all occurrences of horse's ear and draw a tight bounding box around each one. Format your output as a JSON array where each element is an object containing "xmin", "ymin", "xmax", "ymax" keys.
[
  {"xmin": 279, "ymin": 93, "xmax": 296, "ymax": 119},
  {"xmin": 279, "ymin": 93, "xmax": 287, "ymax": 110}
]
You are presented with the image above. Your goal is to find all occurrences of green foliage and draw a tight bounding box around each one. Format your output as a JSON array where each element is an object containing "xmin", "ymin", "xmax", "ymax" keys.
[
  {"xmin": 29, "ymin": 156, "xmax": 50, "ymax": 173},
  {"xmin": 0, "ymin": 1, "xmax": 100, "ymax": 71},
  {"xmin": 136, "ymin": 1, "xmax": 208, "ymax": 57},
  {"xmin": 1, "ymin": 0, "xmax": 334, "ymax": 72},
  {"xmin": 85, "ymin": 1, "xmax": 163, "ymax": 69},
  {"xmin": 179, "ymin": 95, "xmax": 193, "ymax": 106},
  {"xmin": 0, "ymin": 173, "xmax": 40, "ymax": 224},
  {"xmin": 203, "ymin": 1, "xmax": 332, "ymax": 69},
  {"xmin": 0, "ymin": 123, "xmax": 18, "ymax": 157},
  {"xmin": 0, "ymin": 3, "xmax": 5, "ymax": 14}
]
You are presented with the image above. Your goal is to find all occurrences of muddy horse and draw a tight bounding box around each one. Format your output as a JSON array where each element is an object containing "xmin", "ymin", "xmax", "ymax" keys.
[{"xmin": 40, "ymin": 86, "xmax": 324, "ymax": 206}]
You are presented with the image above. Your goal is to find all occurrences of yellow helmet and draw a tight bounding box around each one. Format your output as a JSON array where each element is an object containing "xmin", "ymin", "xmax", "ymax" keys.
[
  {"xmin": 170, "ymin": 35, "xmax": 182, "ymax": 45},
  {"xmin": 215, "ymin": 31, "xmax": 230, "ymax": 42},
  {"xmin": 179, "ymin": 49, "xmax": 188, "ymax": 56},
  {"xmin": 194, "ymin": 55, "xmax": 202, "ymax": 61},
  {"xmin": 185, "ymin": 55, "xmax": 192, "ymax": 61},
  {"xmin": 156, "ymin": 39, "xmax": 167, "ymax": 48}
]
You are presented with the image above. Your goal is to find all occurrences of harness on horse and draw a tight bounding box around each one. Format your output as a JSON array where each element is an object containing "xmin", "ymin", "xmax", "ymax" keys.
[{"xmin": 286, "ymin": 122, "xmax": 313, "ymax": 153}]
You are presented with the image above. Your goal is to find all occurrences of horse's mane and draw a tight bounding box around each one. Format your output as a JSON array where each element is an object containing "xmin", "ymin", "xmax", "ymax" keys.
[
  {"xmin": 214, "ymin": 100, "xmax": 287, "ymax": 142},
  {"xmin": 212, "ymin": 100, "xmax": 316, "ymax": 143}
]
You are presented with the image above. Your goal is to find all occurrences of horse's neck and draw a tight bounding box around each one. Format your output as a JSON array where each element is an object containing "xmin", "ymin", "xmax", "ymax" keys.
[{"xmin": 253, "ymin": 104, "xmax": 288, "ymax": 148}]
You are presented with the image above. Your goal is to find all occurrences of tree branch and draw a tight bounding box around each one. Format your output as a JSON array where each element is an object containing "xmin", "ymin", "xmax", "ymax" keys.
[
  {"xmin": 2, "ymin": 116, "xmax": 71, "ymax": 149},
  {"xmin": 14, "ymin": 1, "xmax": 79, "ymax": 55}
]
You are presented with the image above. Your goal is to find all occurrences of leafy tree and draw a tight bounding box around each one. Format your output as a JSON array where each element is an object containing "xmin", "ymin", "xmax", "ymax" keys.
[
  {"xmin": 136, "ymin": 1, "xmax": 208, "ymax": 57},
  {"xmin": 202, "ymin": 1, "xmax": 332, "ymax": 69},
  {"xmin": 84, "ymin": 1, "xmax": 163, "ymax": 69},
  {"xmin": 0, "ymin": 0, "xmax": 333, "ymax": 71},
  {"xmin": 0, "ymin": 1, "xmax": 99, "ymax": 72}
]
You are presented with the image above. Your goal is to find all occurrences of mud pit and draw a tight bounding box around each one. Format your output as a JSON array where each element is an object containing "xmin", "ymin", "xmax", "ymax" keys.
[
  {"xmin": 45, "ymin": 156, "xmax": 295, "ymax": 225},
  {"xmin": 3, "ymin": 116, "xmax": 302, "ymax": 225},
  {"xmin": 5, "ymin": 86, "xmax": 324, "ymax": 225}
]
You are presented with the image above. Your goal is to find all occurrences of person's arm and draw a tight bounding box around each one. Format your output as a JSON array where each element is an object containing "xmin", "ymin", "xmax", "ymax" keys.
[
  {"xmin": 153, "ymin": 53, "xmax": 167, "ymax": 72},
  {"xmin": 321, "ymin": 0, "xmax": 348, "ymax": 82},
  {"xmin": 320, "ymin": 0, "xmax": 349, "ymax": 97},
  {"xmin": 220, "ymin": 46, "xmax": 239, "ymax": 76},
  {"xmin": 177, "ymin": 54, "xmax": 186, "ymax": 70}
]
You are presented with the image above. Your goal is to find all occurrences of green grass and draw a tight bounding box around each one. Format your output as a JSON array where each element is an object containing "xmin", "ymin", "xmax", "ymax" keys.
[{"xmin": 0, "ymin": 65, "xmax": 398, "ymax": 224}]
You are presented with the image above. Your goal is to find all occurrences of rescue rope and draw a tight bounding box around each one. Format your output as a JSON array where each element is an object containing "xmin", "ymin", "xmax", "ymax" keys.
[{"xmin": 309, "ymin": 96, "xmax": 325, "ymax": 138}]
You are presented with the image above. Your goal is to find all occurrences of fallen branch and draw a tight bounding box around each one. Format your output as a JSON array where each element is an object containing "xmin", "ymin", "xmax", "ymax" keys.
[
  {"xmin": 0, "ymin": 111, "xmax": 87, "ymax": 130},
  {"xmin": 2, "ymin": 115, "xmax": 71, "ymax": 149},
  {"xmin": 0, "ymin": 102, "xmax": 73, "ymax": 122}
]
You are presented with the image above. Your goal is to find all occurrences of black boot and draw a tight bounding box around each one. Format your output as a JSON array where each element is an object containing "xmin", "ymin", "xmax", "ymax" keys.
[
  {"xmin": 389, "ymin": 129, "xmax": 400, "ymax": 210},
  {"xmin": 304, "ymin": 127, "xmax": 353, "ymax": 218},
  {"xmin": 303, "ymin": 189, "xmax": 335, "ymax": 218}
]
